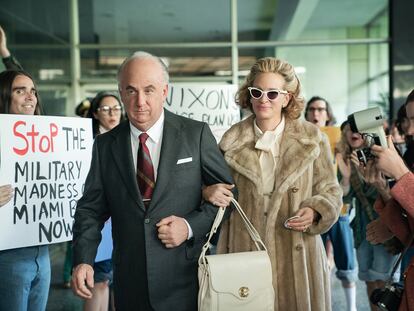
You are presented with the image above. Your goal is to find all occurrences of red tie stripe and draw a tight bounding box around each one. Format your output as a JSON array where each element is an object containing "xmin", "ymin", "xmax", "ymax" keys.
[{"xmin": 137, "ymin": 133, "xmax": 155, "ymax": 205}]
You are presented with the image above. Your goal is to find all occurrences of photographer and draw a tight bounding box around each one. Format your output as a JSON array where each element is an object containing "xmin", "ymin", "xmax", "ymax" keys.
[
  {"xmin": 365, "ymin": 100, "xmax": 414, "ymax": 311},
  {"xmin": 337, "ymin": 121, "xmax": 401, "ymax": 311}
]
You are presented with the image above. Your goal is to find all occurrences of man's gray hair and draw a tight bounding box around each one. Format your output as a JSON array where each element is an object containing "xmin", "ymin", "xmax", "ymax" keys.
[{"xmin": 117, "ymin": 51, "xmax": 170, "ymax": 84}]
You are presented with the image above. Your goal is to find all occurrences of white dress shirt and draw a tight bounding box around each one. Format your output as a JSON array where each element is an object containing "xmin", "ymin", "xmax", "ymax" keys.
[
  {"xmin": 129, "ymin": 110, "xmax": 193, "ymax": 239},
  {"xmin": 130, "ymin": 111, "xmax": 164, "ymax": 179}
]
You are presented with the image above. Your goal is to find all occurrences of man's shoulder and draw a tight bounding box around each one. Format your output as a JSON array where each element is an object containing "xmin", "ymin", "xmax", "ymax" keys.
[{"xmin": 96, "ymin": 120, "xmax": 129, "ymax": 143}]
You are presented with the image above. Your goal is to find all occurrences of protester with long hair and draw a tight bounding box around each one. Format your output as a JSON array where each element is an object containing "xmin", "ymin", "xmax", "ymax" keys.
[{"xmin": 0, "ymin": 69, "xmax": 50, "ymax": 310}]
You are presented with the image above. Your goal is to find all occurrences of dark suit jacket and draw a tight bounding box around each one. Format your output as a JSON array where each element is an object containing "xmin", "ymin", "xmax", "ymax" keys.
[{"xmin": 73, "ymin": 109, "xmax": 235, "ymax": 311}]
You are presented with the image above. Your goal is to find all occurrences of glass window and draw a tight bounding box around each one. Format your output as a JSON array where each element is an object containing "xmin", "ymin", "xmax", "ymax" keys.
[
  {"xmin": 80, "ymin": 48, "xmax": 232, "ymax": 82},
  {"xmin": 238, "ymin": 43, "xmax": 389, "ymax": 123},
  {"xmin": 1, "ymin": 0, "xmax": 69, "ymax": 44},
  {"xmin": 12, "ymin": 49, "xmax": 71, "ymax": 83},
  {"xmin": 39, "ymin": 88, "xmax": 69, "ymax": 116},
  {"xmin": 79, "ymin": 0, "xmax": 231, "ymax": 44}
]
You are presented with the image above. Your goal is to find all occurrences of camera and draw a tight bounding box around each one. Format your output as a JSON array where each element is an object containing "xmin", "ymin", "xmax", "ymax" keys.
[
  {"xmin": 347, "ymin": 107, "xmax": 387, "ymax": 165},
  {"xmin": 370, "ymin": 283, "xmax": 403, "ymax": 311}
]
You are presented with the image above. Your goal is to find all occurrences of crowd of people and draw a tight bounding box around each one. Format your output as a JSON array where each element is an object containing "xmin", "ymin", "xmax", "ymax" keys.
[{"xmin": 0, "ymin": 23, "xmax": 413, "ymax": 311}]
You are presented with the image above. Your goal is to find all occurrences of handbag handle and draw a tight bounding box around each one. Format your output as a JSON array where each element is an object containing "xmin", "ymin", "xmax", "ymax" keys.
[
  {"xmin": 387, "ymin": 233, "xmax": 414, "ymax": 284},
  {"xmin": 199, "ymin": 198, "xmax": 268, "ymax": 265}
]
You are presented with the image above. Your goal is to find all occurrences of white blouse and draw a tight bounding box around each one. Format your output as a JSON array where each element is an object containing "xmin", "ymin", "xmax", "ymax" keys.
[{"xmin": 253, "ymin": 117, "xmax": 285, "ymax": 206}]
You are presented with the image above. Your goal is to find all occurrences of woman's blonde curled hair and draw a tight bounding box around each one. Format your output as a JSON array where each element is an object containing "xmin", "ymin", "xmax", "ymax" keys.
[
  {"xmin": 236, "ymin": 57, "xmax": 304, "ymax": 120},
  {"xmin": 336, "ymin": 121, "xmax": 353, "ymax": 159}
]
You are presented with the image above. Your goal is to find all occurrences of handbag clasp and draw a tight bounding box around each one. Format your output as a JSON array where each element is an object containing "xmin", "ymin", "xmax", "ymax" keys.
[{"xmin": 239, "ymin": 286, "xmax": 249, "ymax": 298}]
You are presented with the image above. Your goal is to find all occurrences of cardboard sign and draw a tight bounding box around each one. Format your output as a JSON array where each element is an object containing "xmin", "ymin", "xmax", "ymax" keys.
[
  {"xmin": 0, "ymin": 114, "xmax": 93, "ymax": 251},
  {"xmin": 165, "ymin": 84, "xmax": 241, "ymax": 141}
]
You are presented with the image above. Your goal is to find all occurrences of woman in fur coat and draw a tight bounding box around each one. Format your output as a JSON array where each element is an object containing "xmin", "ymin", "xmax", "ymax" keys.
[{"xmin": 203, "ymin": 57, "xmax": 342, "ymax": 311}]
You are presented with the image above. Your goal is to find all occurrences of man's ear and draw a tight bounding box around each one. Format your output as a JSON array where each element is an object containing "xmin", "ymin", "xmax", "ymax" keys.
[{"xmin": 162, "ymin": 84, "xmax": 169, "ymax": 99}]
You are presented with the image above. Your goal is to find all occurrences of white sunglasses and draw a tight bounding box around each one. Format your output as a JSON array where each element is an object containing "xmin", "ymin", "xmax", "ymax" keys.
[{"xmin": 248, "ymin": 87, "xmax": 288, "ymax": 101}]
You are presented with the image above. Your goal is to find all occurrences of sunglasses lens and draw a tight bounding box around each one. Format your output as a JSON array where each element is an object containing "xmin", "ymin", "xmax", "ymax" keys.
[
  {"xmin": 250, "ymin": 88, "xmax": 262, "ymax": 99},
  {"xmin": 267, "ymin": 91, "xmax": 279, "ymax": 100}
]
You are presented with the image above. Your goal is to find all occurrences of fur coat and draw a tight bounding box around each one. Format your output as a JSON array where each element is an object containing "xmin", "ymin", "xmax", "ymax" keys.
[{"xmin": 217, "ymin": 115, "xmax": 342, "ymax": 311}]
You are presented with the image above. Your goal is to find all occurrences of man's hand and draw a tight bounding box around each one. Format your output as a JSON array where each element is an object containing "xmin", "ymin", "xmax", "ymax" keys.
[
  {"xmin": 71, "ymin": 263, "xmax": 94, "ymax": 299},
  {"xmin": 0, "ymin": 184, "xmax": 13, "ymax": 207},
  {"xmin": 366, "ymin": 218, "xmax": 394, "ymax": 245},
  {"xmin": 0, "ymin": 25, "xmax": 11, "ymax": 58},
  {"xmin": 156, "ymin": 216, "xmax": 189, "ymax": 248}
]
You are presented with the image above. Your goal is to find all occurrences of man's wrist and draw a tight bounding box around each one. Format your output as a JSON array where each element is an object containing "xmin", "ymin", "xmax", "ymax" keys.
[{"xmin": 183, "ymin": 219, "xmax": 193, "ymax": 240}]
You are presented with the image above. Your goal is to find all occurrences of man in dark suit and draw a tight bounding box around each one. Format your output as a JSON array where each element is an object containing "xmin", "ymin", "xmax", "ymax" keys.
[{"xmin": 71, "ymin": 51, "xmax": 235, "ymax": 310}]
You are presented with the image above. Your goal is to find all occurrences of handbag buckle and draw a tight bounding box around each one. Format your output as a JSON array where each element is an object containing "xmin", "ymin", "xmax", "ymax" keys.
[{"xmin": 238, "ymin": 286, "xmax": 249, "ymax": 298}]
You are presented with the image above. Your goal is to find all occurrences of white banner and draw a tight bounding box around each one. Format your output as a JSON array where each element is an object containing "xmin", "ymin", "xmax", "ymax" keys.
[
  {"xmin": 0, "ymin": 115, "xmax": 93, "ymax": 251},
  {"xmin": 165, "ymin": 84, "xmax": 241, "ymax": 141}
]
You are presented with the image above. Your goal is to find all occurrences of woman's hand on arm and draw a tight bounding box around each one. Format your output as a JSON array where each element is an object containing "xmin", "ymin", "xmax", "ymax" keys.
[
  {"xmin": 0, "ymin": 184, "xmax": 13, "ymax": 207},
  {"xmin": 202, "ymin": 183, "xmax": 234, "ymax": 208}
]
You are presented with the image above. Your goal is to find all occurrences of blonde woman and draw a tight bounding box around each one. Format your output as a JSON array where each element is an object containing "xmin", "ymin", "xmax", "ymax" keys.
[{"xmin": 203, "ymin": 57, "xmax": 342, "ymax": 311}]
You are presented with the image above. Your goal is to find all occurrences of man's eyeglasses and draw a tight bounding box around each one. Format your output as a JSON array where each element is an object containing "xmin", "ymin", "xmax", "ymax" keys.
[
  {"xmin": 307, "ymin": 107, "xmax": 327, "ymax": 113},
  {"xmin": 248, "ymin": 87, "xmax": 288, "ymax": 101},
  {"xmin": 97, "ymin": 105, "xmax": 122, "ymax": 114}
]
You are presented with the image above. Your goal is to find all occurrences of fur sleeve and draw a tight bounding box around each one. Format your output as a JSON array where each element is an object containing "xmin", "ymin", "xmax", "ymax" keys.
[{"xmin": 299, "ymin": 134, "xmax": 342, "ymax": 234}]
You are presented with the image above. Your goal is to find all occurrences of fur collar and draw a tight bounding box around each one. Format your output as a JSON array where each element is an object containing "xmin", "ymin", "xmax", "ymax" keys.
[{"xmin": 220, "ymin": 115, "xmax": 323, "ymax": 194}]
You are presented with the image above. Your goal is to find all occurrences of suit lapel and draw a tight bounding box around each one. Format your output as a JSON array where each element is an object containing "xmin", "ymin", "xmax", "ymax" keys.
[
  {"xmin": 111, "ymin": 121, "xmax": 143, "ymax": 210},
  {"xmin": 149, "ymin": 110, "xmax": 181, "ymax": 210}
]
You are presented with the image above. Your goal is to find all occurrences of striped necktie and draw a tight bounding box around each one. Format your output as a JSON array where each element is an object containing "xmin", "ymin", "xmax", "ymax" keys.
[{"xmin": 137, "ymin": 133, "xmax": 155, "ymax": 206}]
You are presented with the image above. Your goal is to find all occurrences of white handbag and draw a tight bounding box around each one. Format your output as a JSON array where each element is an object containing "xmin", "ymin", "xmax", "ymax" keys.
[{"xmin": 198, "ymin": 198, "xmax": 275, "ymax": 311}]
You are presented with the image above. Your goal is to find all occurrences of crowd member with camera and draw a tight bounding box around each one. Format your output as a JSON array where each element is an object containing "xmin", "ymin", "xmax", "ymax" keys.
[
  {"xmin": 364, "ymin": 95, "xmax": 414, "ymax": 311},
  {"xmin": 336, "ymin": 121, "xmax": 401, "ymax": 311},
  {"xmin": 392, "ymin": 91, "xmax": 414, "ymax": 279},
  {"xmin": 203, "ymin": 57, "xmax": 342, "ymax": 311},
  {"xmin": 305, "ymin": 96, "xmax": 358, "ymax": 311},
  {"xmin": 396, "ymin": 91, "xmax": 414, "ymax": 171}
]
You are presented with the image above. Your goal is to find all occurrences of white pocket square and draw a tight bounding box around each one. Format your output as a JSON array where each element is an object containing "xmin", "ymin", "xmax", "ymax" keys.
[{"xmin": 177, "ymin": 157, "xmax": 193, "ymax": 164}]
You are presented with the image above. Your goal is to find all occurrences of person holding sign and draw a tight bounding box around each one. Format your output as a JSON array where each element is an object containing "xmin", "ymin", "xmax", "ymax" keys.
[
  {"xmin": 202, "ymin": 57, "xmax": 342, "ymax": 311},
  {"xmin": 0, "ymin": 69, "xmax": 50, "ymax": 310},
  {"xmin": 71, "ymin": 51, "xmax": 235, "ymax": 310}
]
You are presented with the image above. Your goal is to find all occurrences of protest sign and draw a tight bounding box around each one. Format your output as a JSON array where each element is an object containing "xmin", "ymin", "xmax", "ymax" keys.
[
  {"xmin": 0, "ymin": 115, "xmax": 93, "ymax": 251},
  {"xmin": 166, "ymin": 84, "xmax": 241, "ymax": 141}
]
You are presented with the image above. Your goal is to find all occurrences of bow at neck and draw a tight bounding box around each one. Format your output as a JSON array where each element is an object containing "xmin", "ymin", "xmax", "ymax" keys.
[{"xmin": 254, "ymin": 117, "xmax": 285, "ymax": 155}]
